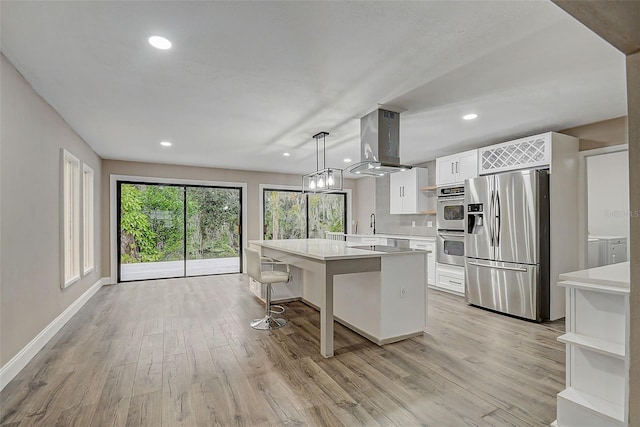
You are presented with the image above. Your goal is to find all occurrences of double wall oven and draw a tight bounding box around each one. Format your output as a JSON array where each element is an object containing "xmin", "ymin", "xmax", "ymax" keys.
[{"xmin": 436, "ymin": 185, "xmax": 465, "ymax": 267}]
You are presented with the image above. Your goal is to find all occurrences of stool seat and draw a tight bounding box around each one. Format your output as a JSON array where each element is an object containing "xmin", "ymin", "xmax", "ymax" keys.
[
  {"xmin": 245, "ymin": 247, "xmax": 290, "ymax": 330},
  {"xmin": 259, "ymin": 270, "xmax": 290, "ymax": 284}
]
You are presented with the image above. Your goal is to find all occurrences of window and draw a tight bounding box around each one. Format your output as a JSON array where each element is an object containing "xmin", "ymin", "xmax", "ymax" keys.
[
  {"xmin": 307, "ymin": 193, "xmax": 346, "ymax": 238},
  {"xmin": 83, "ymin": 164, "xmax": 94, "ymax": 274},
  {"xmin": 63, "ymin": 150, "xmax": 80, "ymax": 286},
  {"xmin": 263, "ymin": 189, "xmax": 346, "ymax": 239}
]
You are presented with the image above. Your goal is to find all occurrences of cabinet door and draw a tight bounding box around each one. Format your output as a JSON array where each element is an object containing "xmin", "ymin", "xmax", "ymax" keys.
[
  {"xmin": 402, "ymin": 169, "xmax": 418, "ymax": 214},
  {"xmin": 389, "ymin": 172, "xmax": 404, "ymax": 214},
  {"xmin": 436, "ymin": 156, "xmax": 457, "ymax": 186},
  {"xmin": 457, "ymin": 150, "xmax": 478, "ymax": 182},
  {"xmin": 427, "ymin": 245, "xmax": 435, "ymax": 285},
  {"xmin": 609, "ymin": 243, "xmax": 626, "ymax": 264},
  {"xmin": 410, "ymin": 240, "xmax": 435, "ymax": 285}
]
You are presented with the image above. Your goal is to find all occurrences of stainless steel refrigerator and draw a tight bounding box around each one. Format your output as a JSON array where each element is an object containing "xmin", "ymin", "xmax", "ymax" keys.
[{"xmin": 465, "ymin": 169, "xmax": 550, "ymax": 321}]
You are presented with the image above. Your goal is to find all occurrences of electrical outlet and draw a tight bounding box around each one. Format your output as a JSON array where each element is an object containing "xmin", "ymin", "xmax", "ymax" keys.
[
  {"xmin": 412, "ymin": 221, "xmax": 416, "ymax": 227},
  {"xmin": 400, "ymin": 287, "xmax": 407, "ymax": 298},
  {"xmin": 427, "ymin": 220, "xmax": 433, "ymax": 227}
]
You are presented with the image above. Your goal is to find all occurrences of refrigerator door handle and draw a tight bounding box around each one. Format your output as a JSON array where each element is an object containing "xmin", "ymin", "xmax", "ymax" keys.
[
  {"xmin": 489, "ymin": 190, "xmax": 495, "ymax": 247},
  {"xmin": 495, "ymin": 191, "xmax": 501, "ymax": 247},
  {"xmin": 468, "ymin": 261, "xmax": 528, "ymax": 273}
]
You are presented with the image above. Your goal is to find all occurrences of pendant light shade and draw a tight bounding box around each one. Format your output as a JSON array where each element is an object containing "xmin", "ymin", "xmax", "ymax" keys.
[{"xmin": 302, "ymin": 132, "xmax": 343, "ymax": 193}]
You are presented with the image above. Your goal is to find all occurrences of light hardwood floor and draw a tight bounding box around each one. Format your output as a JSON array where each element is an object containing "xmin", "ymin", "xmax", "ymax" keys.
[{"xmin": 0, "ymin": 274, "xmax": 565, "ymax": 426}]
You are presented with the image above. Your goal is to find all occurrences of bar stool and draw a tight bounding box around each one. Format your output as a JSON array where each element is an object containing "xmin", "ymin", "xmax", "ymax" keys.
[{"xmin": 244, "ymin": 247, "xmax": 290, "ymax": 330}]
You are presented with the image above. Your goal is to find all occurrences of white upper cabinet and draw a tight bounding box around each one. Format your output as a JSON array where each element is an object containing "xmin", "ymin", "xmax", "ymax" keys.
[
  {"xmin": 435, "ymin": 149, "xmax": 478, "ymax": 186},
  {"xmin": 389, "ymin": 168, "xmax": 429, "ymax": 214}
]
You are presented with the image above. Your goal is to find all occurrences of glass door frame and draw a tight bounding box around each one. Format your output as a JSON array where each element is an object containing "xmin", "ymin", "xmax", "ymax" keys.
[{"xmin": 113, "ymin": 177, "xmax": 245, "ymax": 283}]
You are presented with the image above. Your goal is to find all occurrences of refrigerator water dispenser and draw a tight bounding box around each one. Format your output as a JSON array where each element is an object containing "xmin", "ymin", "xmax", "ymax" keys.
[{"xmin": 467, "ymin": 203, "xmax": 484, "ymax": 234}]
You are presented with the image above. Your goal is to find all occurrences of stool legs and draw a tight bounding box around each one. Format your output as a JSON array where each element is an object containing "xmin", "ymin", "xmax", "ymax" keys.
[{"xmin": 250, "ymin": 283, "xmax": 287, "ymax": 330}]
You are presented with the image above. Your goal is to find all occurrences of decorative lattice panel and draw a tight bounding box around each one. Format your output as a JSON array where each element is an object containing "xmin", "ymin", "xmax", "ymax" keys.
[{"xmin": 480, "ymin": 134, "xmax": 550, "ymax": 174}]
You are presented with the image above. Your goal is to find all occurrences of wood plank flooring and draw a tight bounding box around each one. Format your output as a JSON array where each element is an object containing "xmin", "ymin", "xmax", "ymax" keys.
[{"xmin": 0, "ymin": 274, "xmax": 565, "ymax": 426}]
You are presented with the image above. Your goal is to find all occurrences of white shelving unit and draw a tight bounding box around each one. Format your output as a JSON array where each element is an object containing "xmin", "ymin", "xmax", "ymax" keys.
[{"xmin": 554, "ymin": 262, "xmax": 630, "ymax": 427}]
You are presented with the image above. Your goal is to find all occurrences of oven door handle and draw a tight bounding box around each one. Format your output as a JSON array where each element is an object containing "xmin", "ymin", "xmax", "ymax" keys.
[
  {"xmin": 438, "ymin": 232, "xmax": 465, "ymax": 238},
  {"xmin": 439, "ymin": 196, "xmax": 465, "ymax": 202},
  {"xmin": 467, "ymin": 261, "xmax": 528, "ymax": 273}
]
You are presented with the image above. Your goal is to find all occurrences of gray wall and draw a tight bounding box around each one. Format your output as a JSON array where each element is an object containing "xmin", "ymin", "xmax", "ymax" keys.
[
  {"xmin": 374, "ymin": 161, "xmax": 437, "ymax": 237},
  {"xmin": 353, "ymin": 176, "xmax": 376, "ymax": 235},
  {"xmin": 0, "ymin": 55, "xmax": 103, "ymax": 367}
]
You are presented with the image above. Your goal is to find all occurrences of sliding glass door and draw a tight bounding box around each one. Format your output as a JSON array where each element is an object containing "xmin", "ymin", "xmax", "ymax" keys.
[{"xmin": 118, "ymin": 182, "xmax": 242, "ymax": 282}]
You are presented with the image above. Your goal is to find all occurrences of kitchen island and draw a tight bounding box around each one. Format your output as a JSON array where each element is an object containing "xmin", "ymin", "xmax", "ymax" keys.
[{"xmin": 249, "ymin": 239, "xmax": 428, "ymax": 358}]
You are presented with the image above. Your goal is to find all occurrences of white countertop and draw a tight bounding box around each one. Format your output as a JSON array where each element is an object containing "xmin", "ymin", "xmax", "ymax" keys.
[
  {"xmin": 344, "ymin": 233, "xmax": 436, "ymax": 241},
  {"xmin": 250, "ymin": 239, "xmax": 426, "ymax": 261},
  {"xmin": 589, "ymin": 235, "xmax": 627, "ymax": 241},
  {"xmin": 559, "ymin": 262, "xmax": 630, "ymax": 293}
]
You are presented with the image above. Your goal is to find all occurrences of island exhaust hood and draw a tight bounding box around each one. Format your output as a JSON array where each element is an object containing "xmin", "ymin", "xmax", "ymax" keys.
[{"xmin": 347, "ymin": 108, "xmax": 412, "ymax": 176}]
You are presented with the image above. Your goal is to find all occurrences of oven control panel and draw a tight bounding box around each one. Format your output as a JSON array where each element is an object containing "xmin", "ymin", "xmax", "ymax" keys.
[
  {"xmin": 438, "ymin": 186, "xmax": 465, "ymax": 197},
  {"xmin": 468, "ymin": 203, "xmax": 483, "ymax": 213}
]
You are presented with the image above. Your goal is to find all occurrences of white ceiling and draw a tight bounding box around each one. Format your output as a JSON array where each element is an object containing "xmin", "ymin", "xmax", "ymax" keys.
[{"xmin": 0, "ymin": 1, "xmax": 626, "ymax": 176}]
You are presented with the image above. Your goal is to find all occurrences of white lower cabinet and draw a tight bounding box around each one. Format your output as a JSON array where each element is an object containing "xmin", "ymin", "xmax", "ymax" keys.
[
  {"xmin": 410, "ymin": 240, "xmax": 435, "ymax": 286},
  {"xmin": 434, "ymin": 263, "xmax": 465, "ymax": 295},
  {"xmin": 345, "ymin": 235, "xmax": 387, "ymax": 246},
  {"xmin": 555, "ymin": 263, "xmax": 630, "ymax": 427}
]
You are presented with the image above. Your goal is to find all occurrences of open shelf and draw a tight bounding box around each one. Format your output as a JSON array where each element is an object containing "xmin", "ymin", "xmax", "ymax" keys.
[
  {"xmin": 419, "ymin": 210, "xmax": 437, "ymax": 215},
  {"xmin": 420, "ymin": 185, "xmax": 437, "ymax": 191},
  {"xmin": 558, "ymin": 387, "xmax": 625, "ymax": 423},
  {"xmin": 558, "ymin": 332, "xmax": 625, "ymax": 359}
]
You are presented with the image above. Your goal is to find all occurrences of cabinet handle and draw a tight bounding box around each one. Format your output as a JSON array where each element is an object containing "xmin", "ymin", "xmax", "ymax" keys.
[
  {"xmin": 449, "ymin": 280, "xmax": 462, "ymax": 285},
  {"xmin": 456, "ymin": 161, "xmax": 459, "ymax": 173},
  {"xmin": 451, "ymin": 163, "xmax": 454, "ymax": 174},
  {"xmin": 468, "ymin": 261, "xmax": 528, "ymax": 272}
]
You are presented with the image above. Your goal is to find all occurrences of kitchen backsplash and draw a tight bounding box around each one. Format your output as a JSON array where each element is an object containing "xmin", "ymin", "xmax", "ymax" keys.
[{"xmin": 374, "ymin": 160, "xmax": 437, "ymax": 237}]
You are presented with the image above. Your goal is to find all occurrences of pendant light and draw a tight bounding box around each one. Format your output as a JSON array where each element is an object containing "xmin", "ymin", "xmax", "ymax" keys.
[{"xmin": 302, "ymin": 132, "xmax": 343, "ymax": 193}]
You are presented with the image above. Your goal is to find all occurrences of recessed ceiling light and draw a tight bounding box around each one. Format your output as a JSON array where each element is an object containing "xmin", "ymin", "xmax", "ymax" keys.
[
  {"xmin": 378, "ymin": 173, "xmax": 384, "ymax": 176},
  {"xmin": 343, "ymin": 158, "xmax": 352, "ymax": 163},
  {"xmin": 148, "ymin": 36, "xmax": 172, "ymax": 50},
  {"xmin": 283, "ymin": 152, "xmax": 290, "ymax": 157},
  {"xmin": 160, "ymin": 141, "xmax": 172, "ymax": 147},
  {"xmin": 463, "ymin": 113, "xmax": 478, "ymax": 120},
  {"xmin": 355, "ymin": 171, "xmax": 361, "ymax": 174}
]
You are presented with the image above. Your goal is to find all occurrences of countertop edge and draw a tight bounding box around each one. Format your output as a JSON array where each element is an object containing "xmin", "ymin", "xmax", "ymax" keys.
[
  {"xmin": 343, "ymin": 233, "xmax": 436, "ymax": 241},
  {"xmin": 249, "ymin": 240, "xmax": 427, "ymax": 261},
  {"xmin": 558, "ymin": 262, "xmax": 630, "ymax": 290}
]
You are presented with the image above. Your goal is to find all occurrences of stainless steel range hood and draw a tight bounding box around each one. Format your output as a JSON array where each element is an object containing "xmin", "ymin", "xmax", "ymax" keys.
[{"xmin": 347, "ymin": 108, "xmax": 412, "ymax": 176}]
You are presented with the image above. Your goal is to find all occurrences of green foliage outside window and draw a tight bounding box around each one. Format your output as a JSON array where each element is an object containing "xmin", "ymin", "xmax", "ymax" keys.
[
  {"xmin": 120, "ymin": 184, "xmax": 240, "ymax": 264},
  {"xmin": 263, "ymin": 190, "xmax": 346, "ymax": 240}
]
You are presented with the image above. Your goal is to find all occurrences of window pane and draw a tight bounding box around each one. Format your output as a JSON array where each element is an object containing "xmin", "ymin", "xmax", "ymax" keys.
[
  {"xmin": 186, "ymin": 187, "xmax": 241, "ymax": 275},
  {"xmin": 83, "ymin": 166, "xmax": 94, "ymax": 272},
  {"xmin": 263, "ymin": 190, "xmax": 306, "ymax": 239},
  {"xmin": 308, "ymin": 193, "xmax": 346, "ymax": 238},
  {"xmin": 120, "ymin": 184, "xmax": 185, "ymax": 281},
  {"xmin": 63, "ymin": 152, "xmax": 80, "ymax": 285}
]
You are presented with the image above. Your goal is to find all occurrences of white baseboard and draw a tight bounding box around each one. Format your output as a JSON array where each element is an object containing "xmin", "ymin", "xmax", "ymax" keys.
[{"xmin": 0, "ymin": 277, "xmax": 108, "ymax": 391}]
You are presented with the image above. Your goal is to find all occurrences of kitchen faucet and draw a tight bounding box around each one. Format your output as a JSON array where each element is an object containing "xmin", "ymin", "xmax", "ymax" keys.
[{"xmin": 370, "ymin": 213, "xmax": 376, "ymax": 235}]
